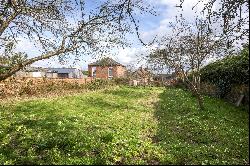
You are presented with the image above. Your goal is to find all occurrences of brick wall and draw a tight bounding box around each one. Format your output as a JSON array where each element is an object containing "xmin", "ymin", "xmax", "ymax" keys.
[
  {"xmin": 97, "ymin": 66, "xmax": 109, "ymax": 78},
  {"xmin": 88, "ymin": 65, "xmax": 126, "ymax": 79},
  {"xmin": 116, "ymin": 66, "xmax": 126, "ymax": 78}
]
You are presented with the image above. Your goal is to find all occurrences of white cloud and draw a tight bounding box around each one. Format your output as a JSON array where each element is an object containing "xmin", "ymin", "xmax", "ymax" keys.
[
  {"xmin": 111, "ymin": 44, "xmax": 159, "ymax": 68},
  {"xmin": 10, "ymin": 0, "xmax": 246, "ymax": 71},
  {"xmin": 115, "ymin": 0, "xmax": 211, "ymax": 69},
  {"xmin": 14, "ymin": 37, "xmax": 41, "ymax": 56},
  {"xmin": 141, "ymin": 0, "xmax": 211, "ymax": 42},
  {"xmin": 12, "ymin": 0, "xmax": 208, "ymax": 70}
]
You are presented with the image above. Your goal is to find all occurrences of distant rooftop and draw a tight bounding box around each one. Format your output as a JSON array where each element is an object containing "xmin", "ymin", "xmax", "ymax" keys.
[
  {"xmin": 22, "ymin": 67, "xmax": 82, "ymax": 73},
  {"xmin": 88, "ymin": 57, "xmax": 124, "ymax": 67},
  {"xmin": 47, "ymin": 68, "xmax": 81, "ymax": 74},
  {"xmin": 132, "ymin": 67, "xmax": 153, "ymax": 78}
]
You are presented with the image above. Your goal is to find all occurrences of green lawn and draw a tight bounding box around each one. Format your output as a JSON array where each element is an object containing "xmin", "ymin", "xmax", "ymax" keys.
[{"xmin": 0, "ymin": 86, "xmax": 249, "ymax": 165}]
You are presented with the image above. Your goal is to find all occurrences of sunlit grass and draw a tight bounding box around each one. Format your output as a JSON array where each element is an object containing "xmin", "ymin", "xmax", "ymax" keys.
[{"xmin": 0, "ymin": 86, "xmax": 248, "ymax": 164}]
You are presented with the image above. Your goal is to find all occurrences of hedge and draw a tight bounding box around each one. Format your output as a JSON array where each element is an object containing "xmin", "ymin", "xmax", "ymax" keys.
[{"xmin": 200, "ymin": 45, "xmax": 249, "ymax": 98}]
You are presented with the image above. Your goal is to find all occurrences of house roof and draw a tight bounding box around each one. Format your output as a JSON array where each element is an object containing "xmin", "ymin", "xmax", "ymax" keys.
[
  {"xmin": 23, "ymin": 66, "xmax": 46, "ymax": 72},
  {"xmin": 21, "ymin": 67, "xmax": 81, "ymax": 74},
  {"xmin": 132, "ymin": 67, "xmax": 153, "ymax": 78},
  {"xmin": 46, "ymin": 68, "xmax": 81, "ymax": 74},
  {"xmin": 88, "ymin": 57, "xmax": 124, "ymax": 67}
]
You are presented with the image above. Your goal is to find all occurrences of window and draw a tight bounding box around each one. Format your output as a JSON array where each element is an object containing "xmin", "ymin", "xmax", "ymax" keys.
[
  {"xmin": 108, "ymin": 67, "xmax": 113, "ymax": 77},
  {"xmin": 58, "ymin": 73, "xmax": 69, "ymax": 78},
  {"xmin": 92, "ymin": 67, "xmax": 96, "ymax": 77}
]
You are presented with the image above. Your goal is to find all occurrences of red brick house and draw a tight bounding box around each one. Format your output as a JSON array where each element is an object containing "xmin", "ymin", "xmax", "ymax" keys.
[{"xmin": 88, "ymin": 57, "xmax": 126, "ymax": 79}]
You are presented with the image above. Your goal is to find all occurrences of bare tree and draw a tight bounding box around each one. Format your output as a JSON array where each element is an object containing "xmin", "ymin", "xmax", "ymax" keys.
[
  {"xmin": 0, "ymin": 0, "xmax": 154, "ymax": 81},
  {"xmin": 149, "ymin": 16, "xmax": 226, "ymax": 110},
  {"xmin": 177, "ymin": 0, "xmax": 249, "ymax": 48}
]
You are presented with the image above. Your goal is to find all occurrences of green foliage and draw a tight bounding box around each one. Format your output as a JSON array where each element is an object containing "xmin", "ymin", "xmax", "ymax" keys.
[
  {"xmin": 112, "ymin": 78, "xmax": 130, "ymax": 85},
  {"xmin": 85, "ymin": 79, "xmax": 113, "ymax": 90},
  {"xmin": 82, "ymin": 71, "xmax": 89, "ymax": 75},
  {"xmin": 0, "ymin": 86, "xmax": 248, "ymax": 165},
  {"xmin": 0, "ymin": 65, "xmax": 10, "ymax": 74},
  {"xmin": 200, "ymin": 46, "xmax": 249, "ymax": 98},
  {"xmin": 155, "ymin": 88, "xmax": 249, "ymax": 165},
  {"xmin": 0, "ymin": 42, "xmax": 28, "ymax": 73},
  {"xmin": 172, "ymin": 78, "xmax": 189, "ymax": 90}
]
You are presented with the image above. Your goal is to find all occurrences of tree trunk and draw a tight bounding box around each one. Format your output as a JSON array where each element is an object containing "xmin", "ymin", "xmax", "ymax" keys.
[
  {"xmin": 180, "ymin": 71, "xmax": 205, "ymax": 110},
  {"xmin": 196, "ymin": 91, "xmax": 205, "ymax": 110},
  {"xmin": 192, "ymin": 75, "xmax": 204, "ymax": 110},
  {"xmin": 188, "ymin": 82, "xmax": 205, "ymax": 110}
]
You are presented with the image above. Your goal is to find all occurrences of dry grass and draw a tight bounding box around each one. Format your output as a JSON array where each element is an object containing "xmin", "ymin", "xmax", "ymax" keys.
[{"xmin": 0, "ymin": 77, "xmax": 113, "ymax": 104}]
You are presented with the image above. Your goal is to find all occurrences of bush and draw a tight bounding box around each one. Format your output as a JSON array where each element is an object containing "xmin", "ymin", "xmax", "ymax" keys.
[
  {"xmin": 151, "ymin": 80, "xmax": 163, "ymax": 87},
  {"xmin": 0, "ymin": 77, "xmax": 119, "ymax": 99},
  {"xmin": 85, "ymin": 79, "xmax": 113, "ymax": 90},
  {"xmin": 0, "ymin": 78, "xmax": 86, "ymax": 98},
  {"xmin": 200, "ymin": 45, "xmax": 249, "ymax": 98},
  {"xmin": 172, "ymin": 78, "xmax": 189, "ymax": 90},
  {"xmin": 112, "ymin": 78, "xmax": 129, "ymax": 85},
  {"xmin": 19, "ymin": 79, "xmax": 36, "ymax": 95}
]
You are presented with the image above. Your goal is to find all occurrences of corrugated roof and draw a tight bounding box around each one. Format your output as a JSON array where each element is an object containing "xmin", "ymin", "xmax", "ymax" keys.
[
  {"xmin": 89, "ymin": 57, "xmax": 124, "ymax": 66},
  {"xmin": 46, "ymin": 68, "xmax": 80, "ymax": 74},
  {"xmin": 24, "ymin": 66, "xmax": 47, "ymax": 72},
  {"xmin": 22, "ymin": 67, "xmax": 81, "ymax": 74}
]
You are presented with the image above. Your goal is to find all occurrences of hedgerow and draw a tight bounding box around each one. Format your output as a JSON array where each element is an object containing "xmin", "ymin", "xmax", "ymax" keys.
[{"xmin": 200, "ymin": 45, "xmax": 249, "ymax": 98}]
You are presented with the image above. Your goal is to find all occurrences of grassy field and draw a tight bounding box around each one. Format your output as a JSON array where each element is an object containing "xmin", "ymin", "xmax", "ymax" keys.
[{"xmin": 0, "ymin": 86, "xmax": 248, "ymax": 165}]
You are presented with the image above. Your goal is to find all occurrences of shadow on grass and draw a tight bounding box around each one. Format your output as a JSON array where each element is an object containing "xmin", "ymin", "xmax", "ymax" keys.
[{"xmin": 153, "ymin": 88, "xmax": 249, "ymax": 165}]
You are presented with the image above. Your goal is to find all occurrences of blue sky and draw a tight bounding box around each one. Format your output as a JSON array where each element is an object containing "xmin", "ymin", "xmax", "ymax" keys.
[
  {"xmin": 12, "ymin": 1, "xmax": 171, "ymax": 70},
  {"xmin": 14, "ymin": 0, "xmax": 244, "ymax": 71}
]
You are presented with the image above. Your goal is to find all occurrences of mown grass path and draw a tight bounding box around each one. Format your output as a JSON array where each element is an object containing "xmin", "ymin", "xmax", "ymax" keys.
[{"xmin": 0, "ymin": 86, "xmax": 248, "ymax": 164}]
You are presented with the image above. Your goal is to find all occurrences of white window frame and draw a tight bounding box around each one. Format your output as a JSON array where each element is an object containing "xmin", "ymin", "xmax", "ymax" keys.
[
  {"xmin": 92, "ymin": 67, "xmax": 96, "ymax": 77},
  {"xmin": 108, "ymin": 67, "xmax": 113, "ymax": 78}
]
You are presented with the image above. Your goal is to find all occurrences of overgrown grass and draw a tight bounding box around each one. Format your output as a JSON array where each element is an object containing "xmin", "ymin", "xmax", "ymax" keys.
[
  {"xmin": 0, "ymin": 86, "xmax": 248, "ymax": 165},
  {"xmin": 155, "ymin": 88, "xmax": 249, "ymax": 165}
]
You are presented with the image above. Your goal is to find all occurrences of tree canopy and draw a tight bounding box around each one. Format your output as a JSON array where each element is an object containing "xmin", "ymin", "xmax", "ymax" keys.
[{"xmin": 0, "ymin": 0, "xmax": 154, "ymax": 81}]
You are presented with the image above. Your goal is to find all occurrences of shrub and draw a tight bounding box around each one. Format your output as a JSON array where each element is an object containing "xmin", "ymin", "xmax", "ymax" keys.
[
  {"xmin": 85, "ymin": 79, "xmax": 112, "ymax": 90},
  {"xmin": 0, "ymin": 78, "xmax": 87, "ymax": 98},
  {"xmin": 172, "ymin": 78, "xmax": 189, "ymax": 90},
  {"xmin": 225, "ymin": 84, "xmax": 249, "ymax": 105},
  {"xmin": 200, "ymin": 82, "xmax": 217, "ymax": 97},
  {"xmin": 19, "ymin": 79, "xmax": 37, "ymax": 95},
  {"xmin": 152, "ymin": 80, "xmax": 163, "ymax": 87},
  {"xmin": 200, "ymin": 45, "xmax": 249, "ymax": 98},
  {"xmin": 112, "ymin": 78, "xmax": 130, "ymax": 85}
]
